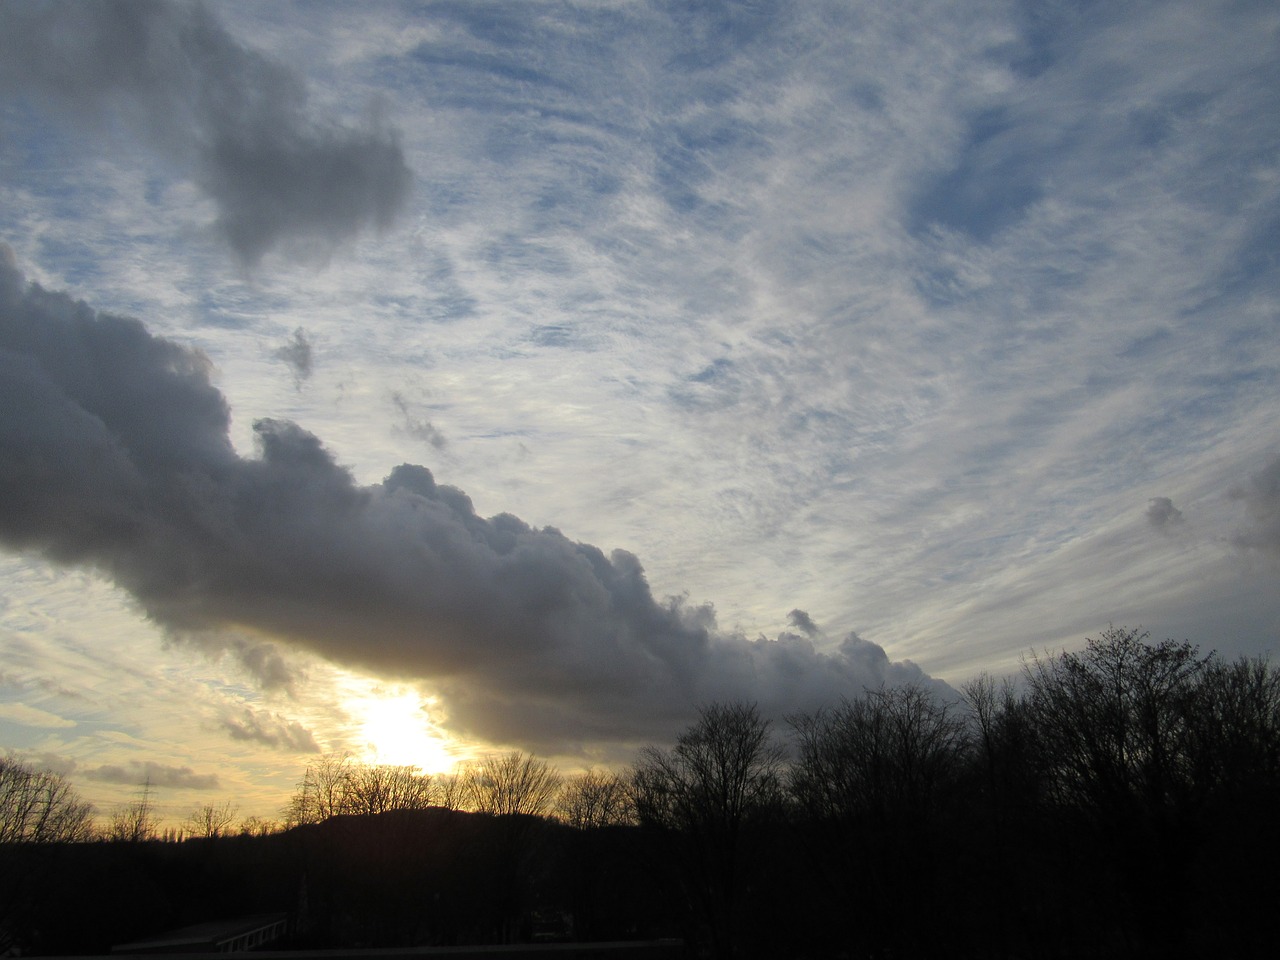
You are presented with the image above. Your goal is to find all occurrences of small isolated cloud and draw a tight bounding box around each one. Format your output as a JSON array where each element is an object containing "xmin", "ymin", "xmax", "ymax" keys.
[
  {"xmin": 218, "ymin": 706, "xmax": 320, "ymax": 753},
  {"xmin": 273, "ymin": 328, "xmax": 313, "ymax": 389},
  {"xmin": 85, "ymin": 760, "xmax": 219, "ymax": 790},
  {"xmin": 232, "ymin": 639, "xmax": 299, "ymax": 692},
  {"xmin": 174, "ymin": 634, "xmax": 300, "ymax": 693},
  {"xmin": 1231, "ymin": 454, "xmax": 1280, "ymax": 561},
  {"xmin": 1147, "ymin": 496, "xmax": 1184, "ymax": 530},
  {"xmin": 0, "ymin": 1, "xmax": 412, "ymax": 265},
  {"xmin": 787, "ymin": 609, "xmax": 819, "ymax": 637},
  {"xmin": 0, "ymin": 701, "xmax": 76, "ymax": 729},
  {"xmin": 391, "ymin": 391, "xmax": 447, "ymax": 450}
]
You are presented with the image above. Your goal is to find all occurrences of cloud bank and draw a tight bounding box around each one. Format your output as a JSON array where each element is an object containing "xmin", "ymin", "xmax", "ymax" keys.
[
  {"xmin": 0, "ymin": 256, "xmax": 938, "ymax": 751},
  {"xmin": 0, "ymin": 0, "xmax": 411, "ymax": 265}
]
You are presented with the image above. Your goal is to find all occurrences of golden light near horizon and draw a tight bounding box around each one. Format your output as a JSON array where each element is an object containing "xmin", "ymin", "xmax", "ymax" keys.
[{"xmin": 345, "ymin": 684, "xmax": 458, "ymax": 773}]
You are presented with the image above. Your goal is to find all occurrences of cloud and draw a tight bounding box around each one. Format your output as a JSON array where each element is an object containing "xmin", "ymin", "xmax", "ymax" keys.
[
  {"xmin": 17, "ymin": 752, "xmax": 78, "ymax": 778},
  {"xmin": 1231, "ymin": 454, "xmax": 1280, "ymax": 560},
  {"xmin": 273, "ymin": 328, "xmax": 313, "ymax": 388},
  {"xmin": 225, "ymin": 637, "xmax": 299, "ymax": 693},
  {"xmin": 391, "ymin": 391, "xmax": 447, "ymax": 450},
  {"xmin": 85, "ymin": 760, "xmax": 219, "ymax": 790},
  {"xmin": 0, "ymin": 0, "xmax": 412, "ymax": 265},
  {"xmin": 0, "ymin": 701, "xmax": 76, "ymax": 729},
  {"xmin": 787, "ymin": 609, "xmax": 819, "ymax": 637},
  {"xmin": 0, "ymin": 257, "xmax": 943, "ymax": 751},
  {"xmin": 1147, "ymin": 496, "xmax": 1184, "ymax": 530},
  {"xmin": 218, "ymin": 707, "xmax": 320, "ymax": 753}
]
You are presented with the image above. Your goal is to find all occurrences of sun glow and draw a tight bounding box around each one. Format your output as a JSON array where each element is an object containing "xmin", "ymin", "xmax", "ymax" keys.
[{"xmin": 347, "ymin": 686, "xmax": 457, "ymax": 773}]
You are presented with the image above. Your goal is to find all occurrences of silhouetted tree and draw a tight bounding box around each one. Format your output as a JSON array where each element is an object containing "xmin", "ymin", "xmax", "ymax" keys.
[
  {"xmin": 237, "ymin": 814, "xmax": 280, "ymax": 836},
  {"xmin": 1024, "ymin": 627, "xmax": 1207, "ymax": 824},
  {"xmin": 1166, "ymin": 650, "xmax": 1279, "ymax": 958},
  {"xmin": 1022, "ymin": 627, "xmax": 1215, "ymax": 957},
  {"xmin": 452, "ymin": 752, "xmax": 563, "ymax": 942},
  {"xmin": 0, "ymin": 757, "xmax": 94, "ymax": 843},
  {"xmin": 1185, "ymin": 655, "xmax": 1280, "ymax": 803},
  {"xmin": 960, "ymin": 673, "xmax": 1047, "ymax": 957},
  {"xmin": 632, "ymin": 702, "xmax": 784, "ymax": 960},
  {"xmin": 284, "ymin": 755, "xmax": 437, "ymax": 825},
  {"xmin": 183, "ymin": 800, "xmax": 238, "ymax": 838},
  {"xmin": 789, "ymin": 684, "xmax": 967, "ymax": 959},
  {"xmin": 557, "ymin": 768, "xmax": 633, "ymax": 829},
  {"xmin": 0, "ymin": 758, "xmax": 96, "ymax": 954},
  {"xmin": 464, "ymin": 752, "xmax": 561, "ymax": 817},
  {"xmin": 555, "ymin": 768, "xmax": 637, "ymax": 942},
  {"xmin": 434, "ymin": 770, "xmax": 466, "ymax": 810},
  {"xmin": 105, "ymin": 780, "xmax": 157, "ymax": 842},
  {"xmin": 346, "ymin": 764, "xmax": 434, "ymax": 815},
  {"xmin": 955, "ymin": 633, "xmax": 1280, "ymax": 958},
  {"xmin": 284, "ymin": 753, "xmax": 354, "ymax": 825}
]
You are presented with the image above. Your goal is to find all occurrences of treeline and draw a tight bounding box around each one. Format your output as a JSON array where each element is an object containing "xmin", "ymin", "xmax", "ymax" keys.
[
  {"xmin": 281, "ymin": 749, "xmax": 567, "ymax": 826},
  {"xmin": 0, "ymin": 747, "xmax": 601, "ymax": 847},
  {"xmin": 2, "ymin": 627, "xmax": 1278, "ymax": 958}
]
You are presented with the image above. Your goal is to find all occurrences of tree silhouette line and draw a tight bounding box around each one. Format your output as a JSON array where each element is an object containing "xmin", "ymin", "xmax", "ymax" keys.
[{"xmin": 1, "ymin": 627, "xmax": 1277, "ymax": 957}]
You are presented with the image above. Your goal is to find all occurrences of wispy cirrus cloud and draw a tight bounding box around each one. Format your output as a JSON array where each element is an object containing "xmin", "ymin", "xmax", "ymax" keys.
[{"xmin": 0, "ymin": 701, "xmax": 76, "ymax": 729}]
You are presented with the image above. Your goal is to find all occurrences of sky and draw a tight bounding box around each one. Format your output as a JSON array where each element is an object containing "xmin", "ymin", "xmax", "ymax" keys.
[{"xmin": 1, "ymin": 0, "xmax": 1278, "ymax": 824}]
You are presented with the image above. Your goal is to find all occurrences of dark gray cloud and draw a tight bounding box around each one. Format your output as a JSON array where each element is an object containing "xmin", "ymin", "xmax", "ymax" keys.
[
  {"xmin": 1147, "ymin": 496, "xmax": 1184, "ymax": 530},
  {"xmin": 273, "ymin": 328, "xmax": 313, "ymax": 389},
  {"xmin": 0, "ymin": 0, "xmax": 411, "ymax": 265},
  {"xmin": 218, "ymin": 706, "xmax": 319, "ymax": 753},
  {"xmin": 227, "ymin": 637, "xmax": 298, "ymax": 693},
  {"xmin": 0, "ymin": 257, "xmax": 942, "ymax": 751},
  {"xmin": 86, "ymin": 759, "xmax": 219, "ymax": 790},
  {"xmin": 1231, "ymin": 454, "xmax": 1280, "ymax": 560},
  {"xmin": 787, "ymin": 608, "xmax": 819, "ymax": 637}
]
